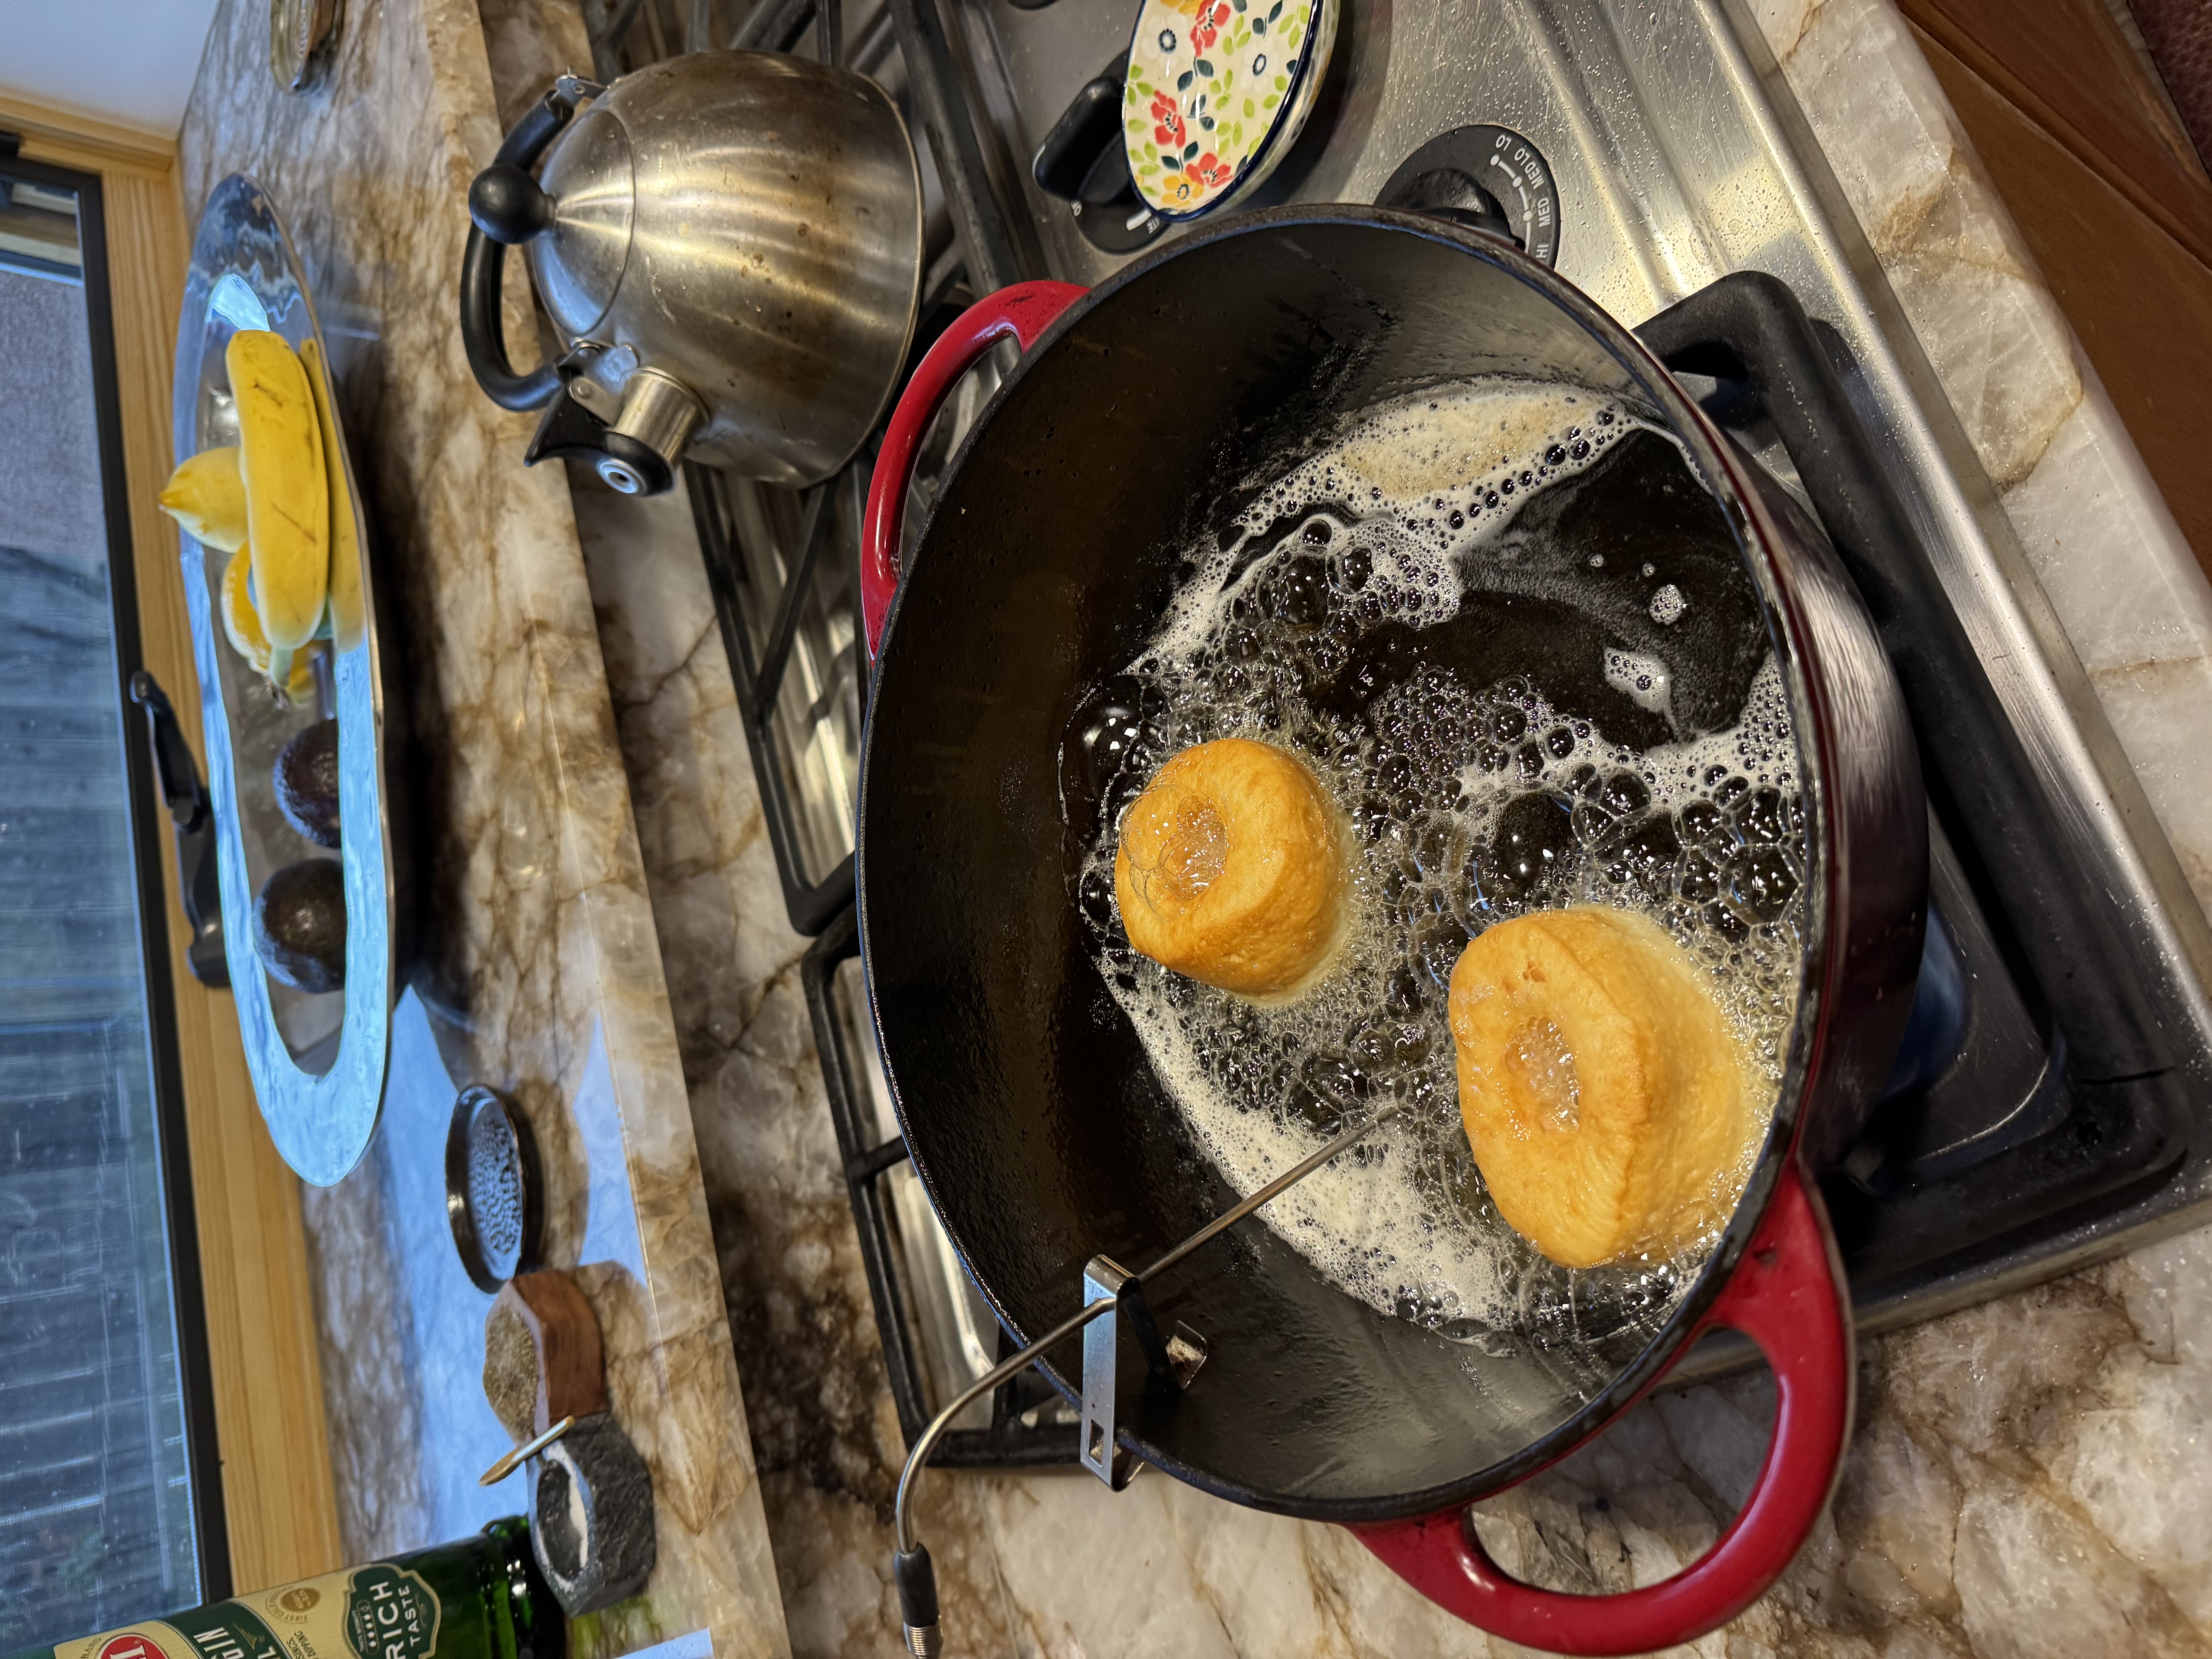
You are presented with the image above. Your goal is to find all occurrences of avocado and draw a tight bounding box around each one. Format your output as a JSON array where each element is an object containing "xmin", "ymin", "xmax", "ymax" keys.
[
  {"xmin": 254, "ymin": 857, "xmax": 346, "ymax": 992},
  {"xmin": 273, "ymin": 718, "xmax": 341, "ymax": 848}
]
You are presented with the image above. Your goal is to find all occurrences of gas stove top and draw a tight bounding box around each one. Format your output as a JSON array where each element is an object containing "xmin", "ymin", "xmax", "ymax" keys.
[{"xmin": 631, "ymin": 0, "xmax": 2212, "ymax": 1455}]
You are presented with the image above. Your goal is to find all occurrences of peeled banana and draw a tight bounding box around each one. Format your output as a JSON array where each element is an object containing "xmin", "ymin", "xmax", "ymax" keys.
[
  {"xmin": 226, "ymin": 330, "xmax": 328, "ymax": 675},
  {"xmin": 298, "ymin": 338, "xmax": 363, "ymax": 653},
  {"xmin": 158, "ymin": 446, "xmax": 249, "ymax": 551},
  {"xmin": 220, "ymin": 546, "xmax": 315, "ymax": 705}
]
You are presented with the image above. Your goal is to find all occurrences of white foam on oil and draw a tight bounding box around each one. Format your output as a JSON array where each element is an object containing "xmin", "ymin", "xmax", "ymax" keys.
[
  {"xmin": 1074, "ymin": 381, "xmax": 1807, "ymax": 1357},
  {"xmin": 1604, "ymin": 648, "xmax": 1674, "ymax": 717},
  {"xmin": 1147, "ymin": 380, "xmax": 1637, "ymax": 665}
]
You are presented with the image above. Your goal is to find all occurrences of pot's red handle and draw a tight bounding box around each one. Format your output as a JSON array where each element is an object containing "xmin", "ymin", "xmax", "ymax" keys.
[
  {"xmin": 860, "ymin": 280, "xmax": 1089, "ymax": 661},
  {"xmin": 1352, "ymin": 1164, "xmax": 1851, "ymax": 1657}
]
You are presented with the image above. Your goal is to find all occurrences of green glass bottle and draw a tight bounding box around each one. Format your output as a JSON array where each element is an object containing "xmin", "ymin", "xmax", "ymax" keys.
[{"xmin": 13, "ymin": 1520, "xmax": 562, "ymax": 1659}]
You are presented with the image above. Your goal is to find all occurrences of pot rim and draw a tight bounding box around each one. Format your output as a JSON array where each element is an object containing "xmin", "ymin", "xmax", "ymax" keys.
[{"xmin": 857, "ymin": 203, "xmax": 1860, "ymax": 1521}]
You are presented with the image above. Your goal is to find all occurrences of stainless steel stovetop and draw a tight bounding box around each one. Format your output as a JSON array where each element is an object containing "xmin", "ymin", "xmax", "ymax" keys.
[{"xmin": 656, "ymin": 0, "xmax": 2212, "ymax": 1449}]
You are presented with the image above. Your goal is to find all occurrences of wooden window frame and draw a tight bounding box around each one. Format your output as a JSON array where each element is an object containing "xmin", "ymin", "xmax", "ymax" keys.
[{"xmin": 3, "ymin": 91, "xmax": 342, "ymax": 1597}]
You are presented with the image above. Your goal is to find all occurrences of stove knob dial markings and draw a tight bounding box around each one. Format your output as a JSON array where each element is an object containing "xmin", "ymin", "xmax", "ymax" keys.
[
  {"xmin": 1478, "ymin": 129, "xmax": 1560, "ymax": 267},
  {"xmin": 1377, "ymin": 125, "xmax": 1562, "ymax": 270}
]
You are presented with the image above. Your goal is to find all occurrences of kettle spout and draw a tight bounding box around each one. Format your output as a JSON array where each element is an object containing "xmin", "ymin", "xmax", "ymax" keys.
[
  {"xmin": 599, "ymin": 369, "xmax": 707, "ymax": 495},
  {"xmin": 522, "ymin": 357, "xmax": 705, "ymax": 498}
]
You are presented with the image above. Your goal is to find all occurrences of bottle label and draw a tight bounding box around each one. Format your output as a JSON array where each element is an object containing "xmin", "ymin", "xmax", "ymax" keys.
[{"xmin": 41, "ymin": 1566, "xmax": 443, "ymax": 1659}]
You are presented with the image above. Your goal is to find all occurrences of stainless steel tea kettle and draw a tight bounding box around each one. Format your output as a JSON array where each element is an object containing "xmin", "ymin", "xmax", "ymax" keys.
[{"xmin": 461, "ymin": 52, "xmax": 924, "ymax": 495}]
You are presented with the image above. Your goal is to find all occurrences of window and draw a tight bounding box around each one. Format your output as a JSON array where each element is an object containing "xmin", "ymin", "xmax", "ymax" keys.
[{"xmin": 0, "ymin": 153, "xmax": 225, "ymax": 1648}]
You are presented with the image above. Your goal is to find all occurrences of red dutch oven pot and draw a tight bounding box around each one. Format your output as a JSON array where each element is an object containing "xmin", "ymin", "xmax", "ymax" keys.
[{"xmin": 853, "ymin": 207, "xmax": 1924, "ymax": 1655}]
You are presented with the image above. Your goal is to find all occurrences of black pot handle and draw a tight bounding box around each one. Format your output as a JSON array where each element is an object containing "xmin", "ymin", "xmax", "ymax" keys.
[
  {"xmin": 459, "ymin": 76, "xmax": 601, "ymax": 413},
  {"xmin": 1032, "ymin": 57, "xmax": 1132, "ymax": 206},
  {"xmin": 1635, "ymin": 271, "xmax": 2191, "ymax": 1256},
  {"xmin": 1637, "ymin": 272, "xmax": 2170, "ymax": 1087}
]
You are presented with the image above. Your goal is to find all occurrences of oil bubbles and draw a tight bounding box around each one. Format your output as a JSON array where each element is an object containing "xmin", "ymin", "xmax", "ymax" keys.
[{"xmin": 1063, "ymin": 380, "xmax": 1809, "ymax": 1366}]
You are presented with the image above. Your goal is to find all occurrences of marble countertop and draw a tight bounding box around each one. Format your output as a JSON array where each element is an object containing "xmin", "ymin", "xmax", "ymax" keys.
[
  {"xmin": 571, "ymin": 3, "xmax": 2212, "ymax": 1658},
  {"xmin": 174, "ymin": 4, "xmax": 790, "ymax": 1656}
]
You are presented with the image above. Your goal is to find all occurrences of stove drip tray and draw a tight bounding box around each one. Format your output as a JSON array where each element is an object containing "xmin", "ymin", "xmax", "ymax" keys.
[
  {"xmin": 1852, "ymin": 816, "xmax": 2065, "ymax": 1190},
  {"xmin": 1827, "ymin": 792, "xmax": 2192, "ymax": 1298}
]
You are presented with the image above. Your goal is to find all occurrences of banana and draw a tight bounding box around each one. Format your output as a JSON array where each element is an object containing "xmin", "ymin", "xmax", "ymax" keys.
[
  {"xmin": 226, "ymin": 329, "xmax": 328, "ymax": 659},
  {"xmin": 298, "ymin": 338, "xmax": 363, "ymax": 653},
  {"xmin": 157, "ymin": 446, "xmax": 249, "ymax": 551},
  {"xmin": 220, "ymin": 546, "xmax": 316, "ymax": 705}
]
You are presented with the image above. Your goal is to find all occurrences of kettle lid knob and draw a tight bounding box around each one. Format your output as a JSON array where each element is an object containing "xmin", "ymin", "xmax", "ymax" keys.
[{"xmin": 469, "ymin": 164, "xmax": 553, "ymax": 246}]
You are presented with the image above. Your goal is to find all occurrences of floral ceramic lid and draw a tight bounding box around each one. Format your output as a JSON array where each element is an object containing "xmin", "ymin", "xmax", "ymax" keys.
[{"xmin": 1123, "ymin": 0, "xmax": 1322, "ymax": 219}]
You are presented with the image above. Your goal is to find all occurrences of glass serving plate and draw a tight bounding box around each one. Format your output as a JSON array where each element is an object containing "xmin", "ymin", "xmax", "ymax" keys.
[{"xmin": 173, "ymin": 172, "xmax": 394, "ymax": 1185}]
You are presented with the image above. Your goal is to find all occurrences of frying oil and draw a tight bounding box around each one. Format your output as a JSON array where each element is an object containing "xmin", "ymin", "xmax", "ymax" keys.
[{"xmin": 1062, "ymin": 380, "xmax": 1810, "ymax": 1370}]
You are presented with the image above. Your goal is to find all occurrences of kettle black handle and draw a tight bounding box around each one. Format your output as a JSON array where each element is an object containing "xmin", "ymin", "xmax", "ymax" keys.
[{"xmin": 459, "ymin": 78, "xmax": 598, "ymax": 413}]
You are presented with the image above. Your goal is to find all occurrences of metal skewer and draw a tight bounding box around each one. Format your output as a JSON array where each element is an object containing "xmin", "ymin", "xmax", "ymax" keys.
[
  {"xmin": 890, "ymin": 1100, "xmax": 1402, "ymax": 1656},
  {"xmin": 478, "ymin": 1413, "xmax": 575, "ymax": 1486}
]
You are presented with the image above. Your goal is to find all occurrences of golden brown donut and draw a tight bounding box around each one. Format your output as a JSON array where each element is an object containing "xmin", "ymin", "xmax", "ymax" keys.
[
  {"xmin": 1448, "ymin": 906, "xmax": 1759, "ymax": 1268},
  {"xmin": 1114, "ymin": 737, "xmax": 1347, "ymax": 998}
]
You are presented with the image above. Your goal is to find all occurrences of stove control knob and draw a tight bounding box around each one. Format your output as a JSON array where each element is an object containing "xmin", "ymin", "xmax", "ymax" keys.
[
  {"xmin": 1378, "ymin": 125, "xmax": 1561, "ymax": 269},
  {"xmin": 1384, "ymin": 167, "xmax": 1522, "ymax": 248}
]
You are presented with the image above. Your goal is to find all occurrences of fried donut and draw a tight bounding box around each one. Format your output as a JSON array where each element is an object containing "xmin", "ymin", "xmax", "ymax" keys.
[
  {"xmin": 1114, "ymin": 737, "xmax": 1347, "ymax": 998},
  {"xmin": 1448, "ymin": 906, "xmax": 1759, "ymax": 1268}
]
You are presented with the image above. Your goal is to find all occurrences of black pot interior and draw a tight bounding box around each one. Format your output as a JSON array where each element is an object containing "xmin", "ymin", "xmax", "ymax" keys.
[{"xmin": 858, "ymin": 214, "xmax": 1792, "ymax": 1520}]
